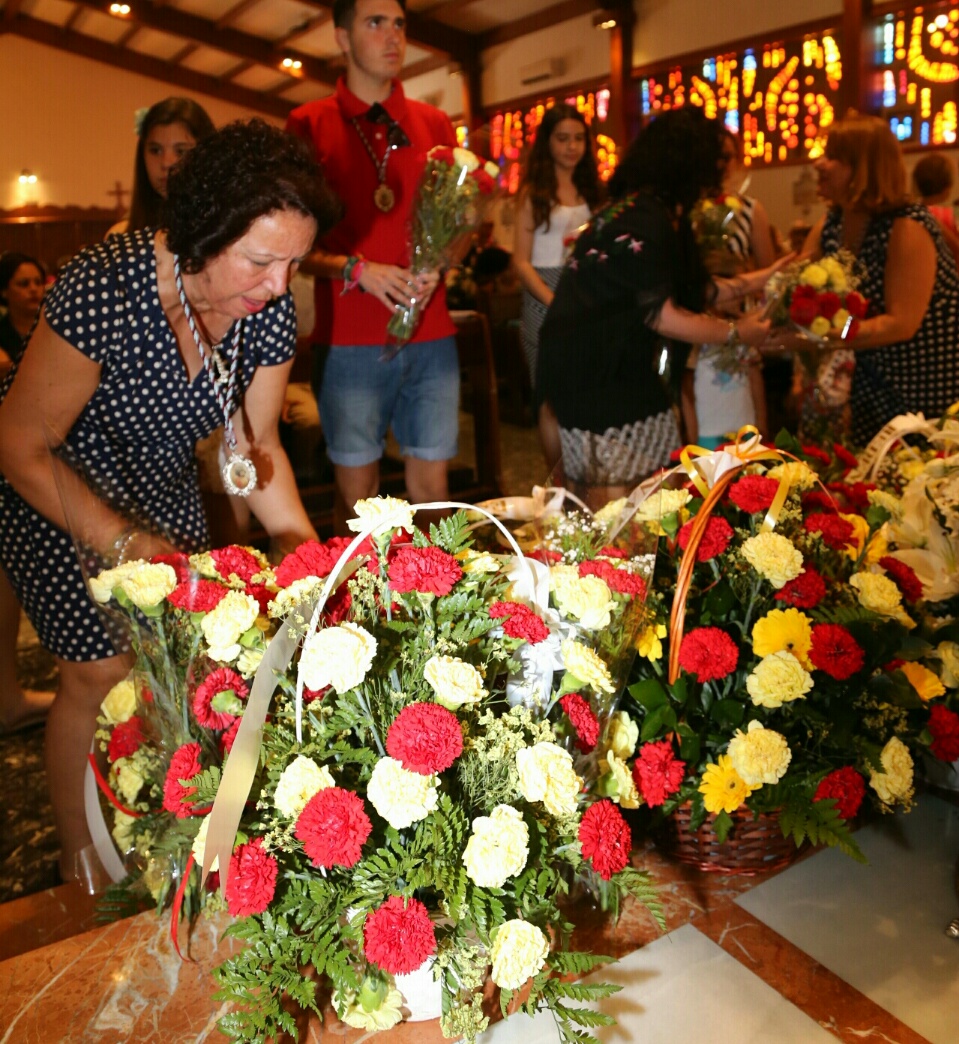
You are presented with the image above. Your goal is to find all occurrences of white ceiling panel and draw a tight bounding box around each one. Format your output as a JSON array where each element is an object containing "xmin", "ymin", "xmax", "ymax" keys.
[
  {"xmin": 181, "ymin": 45, "xmax": 248, "ymax": 77},
  {"xmin": 231, "ymin": 0, "xmax": 319, "ymax": 40},
  {"xmin": 25, "ymin": 0, "xmax": 77, "ymax": 28}
]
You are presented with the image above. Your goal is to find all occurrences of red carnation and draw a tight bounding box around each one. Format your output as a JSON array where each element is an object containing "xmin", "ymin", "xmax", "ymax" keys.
[
  {"xmin": 598, "ymin": 546, "xmax": 628, "ymax": 559},
  {"xmin": 225, "ymin": 838, "xmax": 278, "ymax": 918},
  {"xmin": 789, "ymin": 295, "xmax": 820, "ymax": 327},
  {"xmin": 802, "ymin": 443, "xmax": 832, "ymax": 466},
  {"xmin": 295, "ymin": 786, "xmax": 372, "ymax": 869},
  {"xmin": 632, "ymin": 739, "xmax": 686, "ymax": 807},
  {"xmin": 579, "ymin": 559, "xmax": 647, "ymax": 597},
  {"xmin": 429, "ymin": 146, "xmax": 455, "ymax": 165},
  {"xmin": 107, "ymin": 715, "xmax": 144, "ymax": 763},
  {"xmin": 802, "ymin": 490, "xmax": 839, "ymax": 514},
  {"xmin": 844, "ymin": 291, "xmax": 868, "ymax": 319},
  {"xmin": 388, "ymin": 546, "xmax": 463, "ymax": 596},
  {"xmin": 210, "ymin": 545, "xmax": 263, "ymax": 583},
  {"xmin": 386, "ymin": 702, "xmax": 464, "ymax": 775},
  {"xmin": 528, "ymin": 548, "xmax": 562, "ymax": 565},
  {"xmin": 809, "ymin": 623, "xmax": 865, "ymax": 680},
  {"xmin": 151, "ymin": 553, "xmax": 191, "ymax": 581},
  {"xmin": 167, "ymin": 578, "xmax": 229, "ymax": 613},
  {"xmin": 833, "ymin": 442, "xmax": 859, "ymax": 469},
  {"xmin": 728, "ymin": 475, "xmax": 780, "ymax": 514},
  {"xmin": 813, "ymin": 766, "xmax": 866, "ymax": 820},
  {"xmin": 578, "ymin": 800, "xmax": 632, "ymax": 880},
  {"xmin": 162, "ymin": 742, "xmax": 203, "ymax": 818},
  {"xmin": 193, "ymin": 667, "xmax": 249, "ymax": 730},
  {"xmin": 363, "ymin": 895, "xmax": 437, "ymax": 975},
  {"xmin": 471, "ymin": 168, "xmax": 496, "ymax": 194},
  {"xmin": 775, "ymin": 567, "xmax": 827, "ymax": 609},
  {"xmin": 804, "ymin": 512, "xmax": 856, "ymax": 551},
  {"xmin": 220, "ymin": 718, "xmax": 242, "ymax": 755},
  {"xmin": 678, "ymin": 627, "xmax": 738, "ymax": 683},
  {"xmin": 559, "ymin": 693, "xmax": 600, "ymax": 753},
  {"xmin": 489, "ymin": 601, "xmax": 550, "ymax": 644},
  {"xmin": 792, "ymin": 283, "xmax": 818, "ymax": 301},
  {"xmin": 879, "ymin": 556, "xmax": 924, "ymax": 602},
  {"xmin": 244, "ymin": 583, "xmax": 272, "ymax": 615},
  {"xmin": 816, "ymin": 291, "xmax": 841, "ymax": 321},
  {"xmin": 677, "ymin": 515, "xmax": 734, "ymax": 562},
  {"xmin": 884, "ymin": 658, "xmax": 905, "ymax": 673},
  {"xmin": 929, "ymin": 704, "xmax": 959, "ymax": 761},
  {"xmin": 274, "ymin": 538, "xmax": 356, "ymax": 587}
]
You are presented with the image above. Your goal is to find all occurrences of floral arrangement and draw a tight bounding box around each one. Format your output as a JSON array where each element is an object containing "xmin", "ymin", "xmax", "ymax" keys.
[
  {"xmin": 619, "ymin": 437, "xmax": 951, "ymax": 861},
  {"xmin": 90, "ymin": 496, "xmax": 663, "ymax": 1044},
  {"xmin": 691, "ymin": 193, "xmax": 743, "ymax": 267},
  {"xmin": 385, "ymin": 145, "xmax": 499, "ymax": 354}
]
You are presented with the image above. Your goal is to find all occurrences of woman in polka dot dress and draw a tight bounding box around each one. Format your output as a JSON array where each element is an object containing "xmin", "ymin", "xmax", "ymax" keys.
[
  {"xmin": 795, "ymin": 114, "xmax": 959, "ymax": 444},
  {"xmin": 0, "ymin": 120, "xmax": 341, "ymax": 881}
]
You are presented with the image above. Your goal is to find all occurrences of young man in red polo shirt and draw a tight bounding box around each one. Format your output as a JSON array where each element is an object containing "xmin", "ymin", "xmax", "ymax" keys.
[{"xmin": 286, "ymin": 0, "xmax": 459, "ymax": 533}]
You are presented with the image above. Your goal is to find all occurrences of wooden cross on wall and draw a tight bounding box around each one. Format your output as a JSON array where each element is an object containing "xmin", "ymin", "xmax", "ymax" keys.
[{"xmin": 107, "ymin": 180, "xmax": 129, "ymax": 216}]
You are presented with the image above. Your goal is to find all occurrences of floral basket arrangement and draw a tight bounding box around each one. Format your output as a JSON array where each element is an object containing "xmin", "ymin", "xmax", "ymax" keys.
[
  {"xmin": 619, "ymin": 433, "xmax": 949, "ymax": 872},
  {"xmin": 385, "ymin": 146, "xmax": 499, "ymax": 356},
  {"xmin": 89, "ymin": 496, "xmax": 663, "ymax": 1044}
]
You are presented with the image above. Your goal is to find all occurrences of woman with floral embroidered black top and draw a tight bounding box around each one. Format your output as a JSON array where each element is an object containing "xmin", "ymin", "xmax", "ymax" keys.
[{"xmin": 536, "ymin": 109, "xmax": 777, "ymax": 506}]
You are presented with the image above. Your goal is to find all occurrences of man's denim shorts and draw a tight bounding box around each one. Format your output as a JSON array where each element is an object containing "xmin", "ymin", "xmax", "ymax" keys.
[{"xmin": 315, "ymin": 337, "xmax": 459, "ymax": 467}]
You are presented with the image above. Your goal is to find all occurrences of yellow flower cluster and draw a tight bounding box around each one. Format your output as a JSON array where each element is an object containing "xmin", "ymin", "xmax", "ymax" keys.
[
  {"xmin": 751, "ymin": 608, "xmax": 812, "ymax": 668},
  {"xmin": 550, "ymin": 570, "xmax": 616, "ymax": 630},
  {"xmin": 850, "ymin": 572, "xmax": 915, "ymax": 628},
  {"xmin": 201, "ymin": 589, "xmax": 260, "ymax": 663},
  {"xmin": 100, "ymin": 675, "xmax": 137, "ymax": 724},
  {"xmin": 423, "ymin": 654, "xmax": 488, "ymax": 710},
  {"xmin": 868, "ymin": 736, "xmax": 914, "ymax": 810},
  {"xmin": 636, "ymin": 622, "xmax": 668, "ymax": 662},
  {"xmin": 463, "ymin": 805, "xmax": 530, "ymax": 888},
  {"xmin": 515, "ymin": 741, "xmax": 582, "ymax": 818},
  {"xmin": 347, "ymin": 496, "xmax": 415, "ymax": 537},
  {"xmin": 727, "ymin": 721, "xmax": 791, "ymax": 786},
  {"xmin": 561, "ymin": 639, "xmax": 615, "ymax": 693},
  {"xmin": 366, "ymin": 756, "xmax": 438, "ymax": 829},
  {"xmin": 489, "ymin": 919, "xmax": 550, "ymax": 990},
  {"xmin": 274, "ymin": 755, "xmax": 335, "ymax": 818},
  {"xmin": 746, "ymin": 651, "xmax": 813, "ymax": 709},
  {"xmin": 118, "ymin": 562, "xmax": 178, "ymax": 610},
  {"xmin": 741, "ymin": 531, "xmax": 804, "ymax": 589}
]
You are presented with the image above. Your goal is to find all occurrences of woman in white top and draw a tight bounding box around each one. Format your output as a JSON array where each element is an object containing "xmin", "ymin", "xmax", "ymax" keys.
[{"xmin": 512, "ymin": 104, "xmax": 601, "ymax": 477}]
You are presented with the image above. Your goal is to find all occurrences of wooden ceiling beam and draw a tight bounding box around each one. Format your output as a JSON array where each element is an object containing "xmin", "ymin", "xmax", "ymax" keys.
[
  {"xmin": 8, "ymin": 13, "xmax": 294, "ymax": 118},
  {"xmin": 480, "ymin": 0, "xmax": 597, "ymax": 48},
  {"xmin": 117, "ymin": 23, "xmax": 140, "ymax": 48},
  {"xmin": 2, "ymin": 0, "xmax": 24, "ymax": 28},
  {"xmin": 275, "ymin": 13, "xmax": 330, "ymax": 49},
  {"xmin": 216, "ymin": 0, "xmax": 264, "ymax": 30},
  {"xmin": 168, "ymin": 40, "xmax": 199, "ymax": 64},
  {"xmin": 68, "ymin": 0, "xmax": 337, "ymax": 85}
]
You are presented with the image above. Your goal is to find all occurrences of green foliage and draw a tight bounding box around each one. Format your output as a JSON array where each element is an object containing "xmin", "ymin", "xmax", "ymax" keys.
[{"xmin": 778, "ymin": 796, "xmax": 866, "ymax": 862}]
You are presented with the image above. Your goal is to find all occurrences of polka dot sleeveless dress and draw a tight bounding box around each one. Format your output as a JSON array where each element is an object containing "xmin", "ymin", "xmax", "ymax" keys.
[
  {"xmin": 0, "ymin": 230, "xmax": 296, "ymax": 662},
  {"xmin": 820, "ymin": 204, "xmax": 959, "ymax": 444}
]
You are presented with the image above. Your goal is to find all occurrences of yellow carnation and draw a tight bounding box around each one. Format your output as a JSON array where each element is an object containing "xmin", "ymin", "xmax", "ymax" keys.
[
  {"xmin": 516, "ymin": 741, "xmax": 582, "ymax": 818},
  {"xmin": 799, "ymin": 262, "xmax": 828, "ymax": 288},
  {"xmin": 334, "ymin": 985, "xmax": 403, "ymax": 1032},
  {"xmin": 490, "ymin": 920, "xmax": 550, "ymax": 990},
  {"xmin": 457, "ymin": 549, "xmax": 502, "ymax": 574},
  {"xmin": 88, "ymin": 561, "xmax": 141, "ymax": 604},
  {"xmin": 868, "ymin": 736, "xmax": 914, "ymax": 810},
  {"xmin": 741, "ymin": 531, "xmax": 804, "ymax": 589},
  {"xmin": 727, "ymin": 721, "xmax": 791, "ymax": 787},
  {"xmin": 551, "ymin": 572, "xmax": 616, "ymax": 630},
  {"xmin": 751, "ymin": 608, "xmax": 813, "ymax": 668},
  {"xmin": 366, "ymin": 756, "xmax": 438, "ymax": 829},
  {"xmin": 600, "ymin": 750, "xmax": 640, "ymax": 809},
  {"xmin": 746, "ymin": 650, "xmax": 813, "ymax": 709},
  {"xmin": 593, "ymin": 497, "xmax": 629, "ymax": 524},
  {"xmin": 274, "ymin": 755, "xmax": 335, "ymax": 818},
  {"xmin": 766, "ymin": 460, "xmax": 817, "ymax": 490},
  {"xmin": 423, "ymin": 654, "xmax": 487, "ymax": 709},
  {"xmin": 607, "ymin": 711, "xmax": 639, "ymax": 760},
  {"xmin": 236, "ymin": 646, "xmax": 265, "ymax": 678},
  {"xmin": 112, "ymin": 810, "xmax": 138, "ymax": 854},
  {"xmin": 839, "ymin": 513, "xmax": 871, "ymax": 560},
  {"xmin": 698, "ymin": 754, "xmax": 755, "ymax": 814},
  {"xmin": 191, "ymin": 814, "xmax": 219, "ymax": 873},
  {"xmin": 347, "ymin": 496, "xmax": 415, "ymax": 537},
  {"xmin": 867, "ymin": 489, "xmax": 903, "ymax": 520},
  {"xmin": 463, "ymin": 805, "xmax": 529, "ymax": 888},
  {"xmin": 114, "ymin": 758, "xmax": 146, "ymax": 806},
  {"xmin": 849, "ymin": 572, "xmax": 914, "ymax": 627},
  {"xmin": 101, "ymin": 676, "xmax": 138, "ymax": 724},
  {"xmin": 118, "ymin": 561, "xmax": 178, "ymax": 609},
  {"xmin": 937, "ymin": 641, "xmax": 959, "ymax": 688},
  {"xmin": 635, "ymin": 488, "xmax": 692, "ymax": 523},
  {"xmin": 809, "ymin": 316, "xmax": 832, "ymax": 338},
  {"xmin": 898, "ymin": 459, "xmax": 927, "ymax": 483},
  {"xmin": 899, "ymin": 661, "xmax": 946, "ymax": 702},
  {"xmin": 269, "ymin": 576, "xmax": 324, "ymax": 619},
  {"xmin": 299, "ymin": 621, "xmax": 377, "ymax": 694},
  {"xmin": 561, "ymin": 639, "xmax": 615, "ymax": 693},
  {"xmin": 201, "ymin": 590, "xmax": 260, "ymax": 662}
]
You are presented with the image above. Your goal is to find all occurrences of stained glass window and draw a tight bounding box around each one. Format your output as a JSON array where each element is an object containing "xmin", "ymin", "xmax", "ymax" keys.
[
  {"xmin": 871, "ymin": 3, "xmax": 959, "ymax": 146},
  {"xmin": 636, "ymin": 30, "xmax": 843, "ymax": 165}
]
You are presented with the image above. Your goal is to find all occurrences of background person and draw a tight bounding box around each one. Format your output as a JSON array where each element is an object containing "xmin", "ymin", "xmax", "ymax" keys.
[
  {"xmin": 286, "ymin": 0, "xmax": 459, "ymax": 534},
  {"xmin": 512, "ymin": 103, "xmax": 602, "ymax": 480},
  {"xmin": 912, "ymin": 152, "xmax": 959, "ymax": 267},
  {"xmin": 0, "ymin": 119, "xmax": 341, "ymax": 883}
]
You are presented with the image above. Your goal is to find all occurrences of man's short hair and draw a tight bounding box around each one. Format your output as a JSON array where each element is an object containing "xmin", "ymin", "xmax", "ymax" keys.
[{"xmin": 333, "ymin": 0, "xmax": 407, "ymax": 29}]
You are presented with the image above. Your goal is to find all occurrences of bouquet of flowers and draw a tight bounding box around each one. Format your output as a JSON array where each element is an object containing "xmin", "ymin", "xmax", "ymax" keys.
[
  {"xmin": 385, "ymin": 146, "xmax": 499, "ymax": 356},
  {"xmin": 90, "ymin": 496, "xmax": 663, "ymax": 1044},
  {"xmin": 620, "ymin": 437, "xmax": 947, "ymax": 864},
  {"xmin": 691, "ymin": 193, "xmax": 744, "ymax": 276}
]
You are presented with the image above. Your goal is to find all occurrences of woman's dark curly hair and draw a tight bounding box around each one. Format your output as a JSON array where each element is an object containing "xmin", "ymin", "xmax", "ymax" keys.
[
  {"xmin": 609, "ymin": 107, "xmax": 724, "ymax": 213},
  {"xmin": 164, "ymin": 119, "xmax": 343, "ymax": 273},
  {"xmin": 520, "ymin": 104, "xmax": 602, "ymax": 232}
]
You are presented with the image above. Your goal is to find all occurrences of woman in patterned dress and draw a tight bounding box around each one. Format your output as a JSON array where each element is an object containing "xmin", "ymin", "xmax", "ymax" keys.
[
  {"xmin": 797, "ymin": 114, "xmax": 959, "ymax": 444},
  {"xmin": 0, "ymin": 119, "xmax": 341, "ymax": 881}
]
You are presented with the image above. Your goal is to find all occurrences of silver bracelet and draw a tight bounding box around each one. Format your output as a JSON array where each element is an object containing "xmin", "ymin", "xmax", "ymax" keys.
[{"xmin": 111, "ymin": 526, "xmax": 139, "ymax": 565}]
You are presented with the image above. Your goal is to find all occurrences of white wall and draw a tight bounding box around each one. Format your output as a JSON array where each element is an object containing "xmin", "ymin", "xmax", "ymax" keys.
[
  {"xmin": 403, "ymin": 66, "xmax": 466, "ymax": 120},
  {"xmin": 0, "ymin": 36, "xmax": 276, "ymax": 210}
]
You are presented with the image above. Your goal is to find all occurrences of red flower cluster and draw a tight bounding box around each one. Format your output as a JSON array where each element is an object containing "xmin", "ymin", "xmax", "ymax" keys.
[
  {"xmin": 363, "ymin": 895, "xmax": 437, "ymax": 975},
  {"xmin": 809, "ymin": 624, "xmax": 865, "ymax": 680},
  {"xmin": 929, "ymin": 704, "xmax": 959, "ymax": 762},
  {"xmin": 801, "ymin": 443, "xmax": 832, "ymax": 466},
  {"xmin": 472, "ymin": 168, "xmax": 496, "ymax": 194},
  {"xmin": 833, "ymin": 442, "xmax": 859, "ymax": 469},
  {"xmin": 244, "ymin": 583, "xmax": 272, "ymax": 615},
  {"xmin": 579, "ymin": 558, "xmax": 647, "ymax": 597},
  {"xmin": 727, "ymin": 475, "xmax": 780, "ymax": 514},
  {"xmin": 813, "ymin": 766, "xmax": 866, "ymax": 820},
  {"xmin": 598, "ymin": 545, "xmax": 628, "ymax": 559},
  {"xmin": 162, "ymin": 742, "xmax": 203, "ymax": 818},
  {"xmin": 107, "ymin": 715, "xmax": 144, "ymax": 763},
  {"xmin": 274, "ymin": 537, "xmax": 372, "ymax": 587},
  {"xmin": 386, "ymin": 702, "xmax": 464, "ymax": 775},
  {"xmin": 879, "ymin": 557, "xmax": 923, "ymax": 602},
  {"xmin": 804, "ymin": 513, "xmax": 856, "ymax": 551},
  {"xmin": 225, "ymin": 838, "xmax": 278, "ymax": 918},
  {"xmin": 488, "ymin": 601, "xmax": 549, "ymax": 643},
  {"xmin": 788, "ymin": 283, "xmax": 864, "ymax": 337},
  {"xmin": 388, "ymin": 546, "xmax": 463, "ymax": 596},
  {"xmin": 632, "ymin": 740, "xmax": 685, "ymax": 807},
  {"xmin": 295, "ymin": 787, "xmax": 372, "ymax": 869},
  {"xmin": 167, "ymin": 578, "xmax": 229, "ymax": 613},
  {"xmin": 775, "ymin": 567, "xmax": 827, "ymax": 609},
  {"xmin": 429, "ymin": 146, "xmax": 455, "ymax": 164},
  {"xmin": 210, "ymin": 545, "xmax": 263, "ymax": 584},
  {"xmin": 677, "ymin": 515, "xmax": 734, "ymax": 562},
  {"xmin": 151, "ymin": 553, "xmax": 191, "ymax": 581},
  {"xmin": 193, "ymin": 668, "xmax": 249, "ymax": 730},
  {"xmin": 833, "ymin": 481, "xmax": 876, "ymax": 511},
  {"xmin": 802, "ymin": 490, "xmax": 839, "ymax": 514},
  {"xmin": 578, "ymin": 799, "xmax": 632, "ymax": 880},
  {"xmin": 220, "ymin": 718, "xmax": 241, "ymax": 755},
  {"xmin": 559, "ymin": 693, "xmax": 600, "ymax": 753},
  {"xmin": 678, "ymin": 627, "xmax": 738, "ymax": 682}
]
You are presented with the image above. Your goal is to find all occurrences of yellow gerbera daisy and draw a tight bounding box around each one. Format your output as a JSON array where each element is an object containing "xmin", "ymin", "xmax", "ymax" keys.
[
  {"xmin": 751, "ymin": 608, "xmax": 813, "ymax": 668},
  {"xmin": 698, "ymin": 754, "xmax": 755, "ymax": 814}
]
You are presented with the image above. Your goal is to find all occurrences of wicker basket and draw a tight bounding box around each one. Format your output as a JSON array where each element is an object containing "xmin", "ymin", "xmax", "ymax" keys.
[{"xmin": 659, "ymin": 802, "xmax": 801, "ymax": 875}]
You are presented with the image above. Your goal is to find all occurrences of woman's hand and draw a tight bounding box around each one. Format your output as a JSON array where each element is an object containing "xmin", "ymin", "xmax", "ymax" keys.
[{"xmin": 735, "ymin": 308, "xmax": 772, "ymax": 347}]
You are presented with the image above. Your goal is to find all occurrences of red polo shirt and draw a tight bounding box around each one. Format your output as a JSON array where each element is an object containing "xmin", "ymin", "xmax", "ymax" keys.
[{"xmin": 286, "ymin": 78, "xmax": 457, "ymax": 346}]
